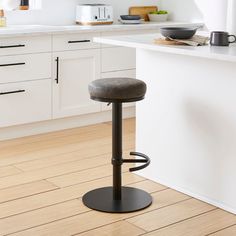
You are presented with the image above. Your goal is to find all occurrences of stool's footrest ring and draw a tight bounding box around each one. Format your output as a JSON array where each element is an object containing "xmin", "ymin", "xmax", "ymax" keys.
[{"xmin": 123, "ymin": 152, "xmax": 150, "ymax": 172}]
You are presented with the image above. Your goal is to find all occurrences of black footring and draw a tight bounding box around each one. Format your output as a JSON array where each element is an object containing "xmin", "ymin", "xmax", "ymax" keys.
[
  {"xmin": 82, "ymin": 186, "xmax": 152, "ymax": 213},
  {"xmin": 123, "ymin": 152, "xmax": 151, "ymax": 172}
]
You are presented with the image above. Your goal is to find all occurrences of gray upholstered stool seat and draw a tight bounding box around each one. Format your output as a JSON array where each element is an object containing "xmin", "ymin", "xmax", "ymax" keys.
[{"xmin": 88, "ymin": 77, "xmax": 147, "ymax": 103}]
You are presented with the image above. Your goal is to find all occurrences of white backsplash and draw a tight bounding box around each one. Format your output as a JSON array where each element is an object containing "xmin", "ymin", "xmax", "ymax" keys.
[{"xmin": 161, "ymin": 0, "xmax": 203, "ymax": 23}]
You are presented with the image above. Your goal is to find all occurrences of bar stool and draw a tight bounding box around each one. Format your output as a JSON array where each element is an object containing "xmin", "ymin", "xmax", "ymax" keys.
[{"xmin": 82, "ymin": 77, "xmax": 152, "ymax": 213}]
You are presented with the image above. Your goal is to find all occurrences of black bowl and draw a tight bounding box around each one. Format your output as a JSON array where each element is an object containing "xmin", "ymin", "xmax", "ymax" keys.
[
  {"xmin": 160, "ymin": 27, "xmax": 198, "ymax": 39},
  {"xmin": 120, "ymin": 15, "xmax": 141, "ymax": 20}
]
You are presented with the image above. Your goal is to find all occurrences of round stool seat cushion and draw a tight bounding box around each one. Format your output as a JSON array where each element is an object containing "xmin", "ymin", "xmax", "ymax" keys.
[{"xmin": 88, "ymin": 78, "xmax": 147, "ymax": 103}]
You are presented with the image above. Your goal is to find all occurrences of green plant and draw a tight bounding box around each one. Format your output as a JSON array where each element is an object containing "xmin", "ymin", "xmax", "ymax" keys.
[{"xmin": 149, "ymin": 10, "xmax": 168, "ymax": 15}]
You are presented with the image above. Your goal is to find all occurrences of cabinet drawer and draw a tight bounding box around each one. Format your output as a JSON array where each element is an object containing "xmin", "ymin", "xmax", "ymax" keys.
[
  {"xmin": 0, "ymin": 53, "xmax": 51, "ymax": 84},
  {"xmin": 0, "ymin": 79, "xmax": 52, "ymax": 128},
  {"xmin": 102, "ymin": 47, "xmax": 136, "ymax": 72},
  {"xmin": 53, "ymin": 33, "xmax": 100, "ymax": 51},
  {"xmin": 0, "ymin": 36, "xmax": 52, "ymax": 56}
]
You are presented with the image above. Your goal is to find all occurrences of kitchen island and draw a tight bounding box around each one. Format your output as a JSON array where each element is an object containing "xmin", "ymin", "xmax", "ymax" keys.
[{"xmin": 94, "ymin": 33, "xmax": 236, "ymax": 214}]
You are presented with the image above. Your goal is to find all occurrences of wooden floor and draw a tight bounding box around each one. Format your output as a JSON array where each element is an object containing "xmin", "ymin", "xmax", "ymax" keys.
[{"xmin": 0, "ymin": 118, "xmax": 235, "ymax": 236}]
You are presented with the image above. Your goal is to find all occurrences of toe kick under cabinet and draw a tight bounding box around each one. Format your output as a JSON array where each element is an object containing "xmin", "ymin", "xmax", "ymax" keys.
[{"xmin": 0, "ymin": 29, "xmax": 155, "ymax": 128}]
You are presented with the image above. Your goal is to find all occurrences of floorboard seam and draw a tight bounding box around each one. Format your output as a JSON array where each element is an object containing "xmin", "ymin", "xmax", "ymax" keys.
[{"xmin": 137, "ymin": 208, "xmax": 218, "ymax": 236}]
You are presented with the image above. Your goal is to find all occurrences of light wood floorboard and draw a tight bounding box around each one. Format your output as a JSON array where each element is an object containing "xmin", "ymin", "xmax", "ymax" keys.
[
  {"xmin": 76, "ymin": 221, "xmax": 146, "ymax": 236},
  {"xmin": 0, "ymin": 180, "xmax": 58, "ymax": 204},
  {"xmin": 209, "ymin": 224, "xmax": 236, "ymax": 236},
  {"xmin": 144, "ymin": 209, "xmax": 236, "ymax": 236},
  {"xmin": 0, "ymin": 166, "xmax": 22, "ymax": 178},
  {"xmin": 0, "ymin": 118, "xmax": 234, "ymax": 236}
]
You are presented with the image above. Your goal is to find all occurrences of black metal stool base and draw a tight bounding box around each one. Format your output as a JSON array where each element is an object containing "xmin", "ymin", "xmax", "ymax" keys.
[{"xmin": 82, "ymin": 186, "xmax": 152, "ymax": 213}]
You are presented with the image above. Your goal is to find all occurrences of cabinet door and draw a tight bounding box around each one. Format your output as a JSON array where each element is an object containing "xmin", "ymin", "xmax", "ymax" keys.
[
  {"xmin": 0, "ymin": 79, "xmax": 52, "ymax": 128},
  {"xmin": 102, "ymin": 47, "xmax": 135, "ymax": 72},
  {"xmin": 53, "ymin": 49, "xmax": 101, "ymax": 119}
]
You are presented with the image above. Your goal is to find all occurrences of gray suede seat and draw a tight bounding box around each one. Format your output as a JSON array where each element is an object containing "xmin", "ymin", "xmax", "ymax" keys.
[{"xmin": 88, "ymin": 77, "xmax": 147, "ymax": 103}]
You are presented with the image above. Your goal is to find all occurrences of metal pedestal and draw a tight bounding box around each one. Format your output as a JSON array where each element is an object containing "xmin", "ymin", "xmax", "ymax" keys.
[{"xmin": 82, "ymin": 103, "xmax": 152, "ymax": 213}]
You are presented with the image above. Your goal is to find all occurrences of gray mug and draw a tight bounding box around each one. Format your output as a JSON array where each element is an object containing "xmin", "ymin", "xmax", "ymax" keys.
[{"xmin": 210, "ymin": 31, "xmax": 236, "ymax": 46}]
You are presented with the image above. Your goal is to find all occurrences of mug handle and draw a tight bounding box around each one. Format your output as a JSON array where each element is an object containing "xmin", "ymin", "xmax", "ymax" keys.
[{"xmin": 228, "ymin": 35, "xmax": 236, "ymax": 43}]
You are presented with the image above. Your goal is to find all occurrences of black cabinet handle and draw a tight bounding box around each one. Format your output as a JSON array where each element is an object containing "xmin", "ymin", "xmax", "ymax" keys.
[
  {"xmin": 0, "ymin": 89, "xmax": 25, "ymax": 96},
  {"xmin": 0, "ymin": 62, "xmax": 26, "ymax": 67},
  {"xmin": 0, "ymin": 44, "xmax": 25, "ymax": 49},
  {"xmin": 55, "ymin": 57, "xmax": 59, "ymax": 84},
  {"xmin": 68, "ymin": 40, "xmax": 90, "ymax": 44}
]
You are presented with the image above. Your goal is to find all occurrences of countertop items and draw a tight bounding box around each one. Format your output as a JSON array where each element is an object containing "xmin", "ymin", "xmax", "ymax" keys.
[
  {"xmin": 0, "ymin": 10, "xmax": 7, "ymax": 27},
  {"xmin": 0, "ymin": 22, "xmax": 203, "ymax": 37},
  {"xmin": 120, "ymin": 15, "xmax": 141, "ymax": 20},
  {"xmin": 119, "ymin": 15, "xmax": 142, "ymax": 24},
  {"xmin": 94, "ymin": 32, "xmax": 236, "ymax": 62},
  {"xmin": 154, "ymin": 35, "xmax": 209, "ymax": 46},
  {"xmin": 19, "ymin": 0, "xmax": 29, "ymax": 10},
  {"xmin": 76, "ymin": 4, "xmax": 113, "ymax": 25},
  {"xmin": 119, "ymin": 19, "xmax": 143, "ymax": 25},
  {"xmin": 160, "ymin": 27, "xmax": 198, "ymax": 39},
  {"xmin": 129, "ymin": 6, "xmax": 158, "ymax": 21}
]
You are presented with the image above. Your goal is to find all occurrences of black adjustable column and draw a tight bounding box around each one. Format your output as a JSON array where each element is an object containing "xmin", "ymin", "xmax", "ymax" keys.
[
  {"xmin": 112, "ymin": 103, "xmax": 122, "ymax": 200},
  {"xmin": 83, "ymin": 102, "xmax": 152, "ymax": 213}
]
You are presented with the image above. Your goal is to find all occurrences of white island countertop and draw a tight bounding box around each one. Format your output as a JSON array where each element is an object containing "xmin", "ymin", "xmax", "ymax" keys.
[
  {"xmin": 94, "ymin": 33, "xmax": 236, "ymax": 63},
  {"xmin": 0, "ymin": 22, "xmax": 203, "ymax": 37},
  {"xmin": 94, "ymin": 30, "xmax": 236, "ymax": 214}
]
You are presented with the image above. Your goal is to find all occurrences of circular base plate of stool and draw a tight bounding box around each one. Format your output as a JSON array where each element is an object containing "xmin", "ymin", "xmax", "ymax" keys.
[{"xmin": 82, "ymin": 186, "xmax": 152, "ymax": 213}]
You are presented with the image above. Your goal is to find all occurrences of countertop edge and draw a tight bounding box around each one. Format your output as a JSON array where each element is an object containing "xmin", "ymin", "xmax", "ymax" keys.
[
  {"xmin": 94, "ymin": 34, "xmax": 236, "ymax": 63},
  {"xmin": 0, "ymin": 22, "xmax": 204, "ymax": 38}
]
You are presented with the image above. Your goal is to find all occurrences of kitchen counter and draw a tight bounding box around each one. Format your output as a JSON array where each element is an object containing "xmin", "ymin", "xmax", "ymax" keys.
[
  {"xmin": 0, "ymin": 22, "xmax": 203, "ymax": 37},
  {"xmin": 94, "ymin": 33, "xmax": 236, "ymax": 214},
  {"xmin": 94, "ymin": 32, "xmax": 236, "ymax": 62}
]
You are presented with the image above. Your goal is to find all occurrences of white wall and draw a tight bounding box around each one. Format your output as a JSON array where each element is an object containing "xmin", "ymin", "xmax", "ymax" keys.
[
  {"xmin": 4, "ymin": 0, "xmax": 161, "ymax": 25},
  {"xmin": 161, "ymin": 0, "xmax": 203, "ymax": 22}
]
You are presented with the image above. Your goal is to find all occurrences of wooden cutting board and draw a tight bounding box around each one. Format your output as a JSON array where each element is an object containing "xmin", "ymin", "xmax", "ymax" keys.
[
  {"xmin": 154, "ymin": 38, "xmax": 186, "ymax": 45},
  {"xmin": 129, "ymin": 6, "xmax": 158, "ymax": 21}
]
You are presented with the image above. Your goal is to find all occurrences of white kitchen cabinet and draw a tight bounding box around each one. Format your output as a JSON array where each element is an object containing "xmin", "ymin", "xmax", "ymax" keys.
[
  {"xmin": 101, "ymin": 69, "xmax": 136, "ymax": 111},
  {"xmin": 0, "ymin": 53, "xmax": 51, "ymax": 84},
  {"xmin": 52, "ymin": 33, "xmax": 100, "ymax": 52},
  {"xmin": 52, "ymin": 49, "xmax": 101, "ymax": 119},
  {"xmin": 0, "ymin": 79, "xmax": 52, "ymax": 128},
  {"xmin": 0, "ymin": 35, "xmax": 51, "ymax": 56},
  {"xmin": 101, "ymin": 47, "xmax": 136, "ymax": 72}
]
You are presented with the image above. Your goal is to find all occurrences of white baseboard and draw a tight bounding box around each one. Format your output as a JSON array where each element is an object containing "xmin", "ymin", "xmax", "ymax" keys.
[
  {"xmin": 137, "ymin": 172, "xmax": 236, "ymax": 215},
  {"xmin": 0, "ymin": 107, "xmax": 135, "ymax": 141}
]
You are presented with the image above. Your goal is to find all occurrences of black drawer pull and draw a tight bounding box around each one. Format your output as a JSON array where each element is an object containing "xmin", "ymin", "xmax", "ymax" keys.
[
  {"xmin": 0, "ymin": 89, "xmax": 25, "ymax": 96},
  {"xmin": 0, "ymin": 62, "xmax": 26, "ymax": 67},
  {"xmin": 68, "ymin": 40, "xmax": 90, "ymax": 44},
  {"xmin": 55, "ymin": 57, "xmax": 59, "ymax": 84},
  {"xmin": 0, "ymin": 44, "xmax": 25, "ymax": 49}
]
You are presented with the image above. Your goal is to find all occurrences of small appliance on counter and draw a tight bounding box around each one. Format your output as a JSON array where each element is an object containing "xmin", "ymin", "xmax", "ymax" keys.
[{"xmin": 76, "ymin": 4, "xmax": 113, "ymax": 25}]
